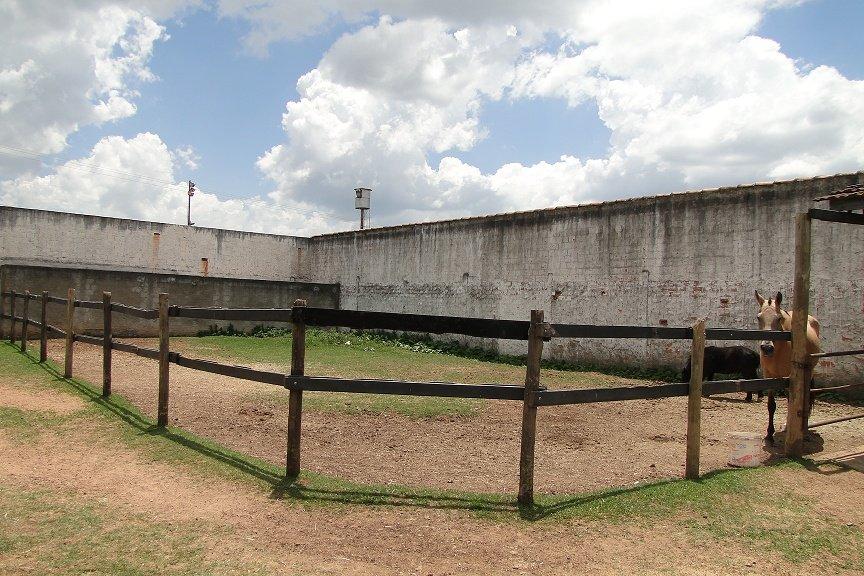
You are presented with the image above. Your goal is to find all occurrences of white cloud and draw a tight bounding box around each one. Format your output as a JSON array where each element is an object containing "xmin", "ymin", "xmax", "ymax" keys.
[
  {"xmin": 249, "ymin": 0, "xmax": 864, "ymax": 229},
  {"xmin": 0, "ymin": 133, "xmax": 342, "ymax": 236},
  {"xmin": 3, "ymin": 0, "xmax": 863, "ymax": 235},
  {"xmin": 0, "ymin": 0, "xmax": 204, "ymax": 178}
]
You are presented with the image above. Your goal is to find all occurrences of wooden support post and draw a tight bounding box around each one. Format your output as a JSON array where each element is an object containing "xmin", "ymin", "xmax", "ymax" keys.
[
  {"xmin": 64, "ymin": 288, "xmax": 75, "ymax": 378},
  {"xmin": 518, "ymin": 309, "xmax": 544, "ymax": 505},
  {"xmin": 8, "ymin": 291, "xmax": 15, "ymax": 344},
  {"xmin": 39, "ymin": 291, "xmax": 48, "ymax": 362},
  {"xmin": 157, "ymin": 293, "xmax": 170, "ymax": 427},
  {"xmin": 787, "ymin": 213, "xmax": 812, "ymax": 457},
  {"xmin": 102, "ymin": 292, "xmax": 112, "ymax": 397},
  {"xmin": 286, "ymin": 299, "xmax": 307, "ymax": 477},
  {"xmin": 0, "ymin": 276, "xmax": 5, "ymax": 340},
  {"xmin": 20, "ymin": 290, "xmax": 29, "ymax": 353},
  {"xmin": 685, "ymin": 319, "xmax": 706, "ymax": 480}
]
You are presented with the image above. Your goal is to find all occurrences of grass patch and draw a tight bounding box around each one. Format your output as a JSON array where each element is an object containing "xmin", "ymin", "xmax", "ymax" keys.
[
  {"xmin": 0, "ymin": 483, "xmax": 264, "ymax": 576},
  {"xmin": 686, "ymin": 462, "xmax": 864, "ymax": 568},
  {"xmin": 180, "ymin": 332, "xmax": 650, "ymax": 418},
  {"xmin": 196, "ymin": 325, "xmax": 681, "ymax": 382}
]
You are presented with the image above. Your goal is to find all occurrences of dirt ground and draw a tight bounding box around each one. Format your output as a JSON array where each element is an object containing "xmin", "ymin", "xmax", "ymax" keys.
[
  {"xmin": 2, "ymin": 342, "xmax": 863, "ymax": 575},
  {"xmin": 52, "ymin": 339, "xmax": 864, "ymax": 495}
]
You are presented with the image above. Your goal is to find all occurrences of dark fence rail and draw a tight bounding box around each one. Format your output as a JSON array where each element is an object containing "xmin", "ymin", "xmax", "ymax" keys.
[
  {"xmin": 284, "ymin": 375, "xmax": 526, "ymax": 400},
  {"xmin": 73, "ymin": 333, "xmax": 102, "ymax": 346},
  {"xmin": 173, "ymin": 354, "xmax": 284, "ymax": 386},
  {"xmin": 535, "ymin": 377, "xmax": 789, "ymax": 407},
  {"xmin": 111, "ymin": 303, "xmax": 158, "ymax": 319},
  {"xmin": 46, "ymin": 324, "xmax": 66, "ymax": 336},
  {"xmin": 111, "ymin": 341, "xmax": 160, "ymax": 360},
  {"xmin": 812, "ymin": 349, "xmax": 864, "ymax": 359},
  {"xmin": 809, "ymin": 208, "xmax": 864, "ymax": 226},
  {"xmin": 74, "ymin": 300, "xmax": 103, "ymax": 310},
  {"xmin": 45, "ymin": 295, "xmax": 68, "ymax": 305}
]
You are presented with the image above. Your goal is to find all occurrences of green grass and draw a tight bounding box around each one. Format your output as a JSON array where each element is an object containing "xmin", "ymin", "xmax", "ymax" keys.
[
  {"xmin": 686, "ymin": 471, "xmax": 864, "ymax": 568},
  {"xmin": 0, "ymin": 484, "xmax": 264, "ymax": 576},
  {"xmin": 1, "ymin": 341, "xmax": 863, "ymax": 569},
  {"xmin": 179, "ymin": 332, "xmax": 649, "ymax": 418}
]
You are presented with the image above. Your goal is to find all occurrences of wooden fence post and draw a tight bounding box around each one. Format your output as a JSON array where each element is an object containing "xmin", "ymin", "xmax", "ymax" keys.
[
  {"xmin": 685, "ymin": 318, "xmax": 706, "ymax": 480},
  {"xmin": 286, "ymin": 299, "xmax": 307, "ymax": 477},
  {"xmin": 39, "ymin": 291, "xmax": 48, "ymax": 362},
  {"xmin": 157, "ymin": 293, "xmax": 170, "ymax": 427},
  {"xmin": 8, "ymin": 291, "xmax": 15, "ymax": 344},
  {"xmin": 21, "ymin": 290, "xmax": 30, "ymax": 353},
  {"xmin": 787, "ymin": 212, "xmax": 812, "ymax": 457},
  {"xmin": 518, "ymin": 309, "xmax": 544, "ymax": 505},
  {"xmin": 0, "ymin": 276, "xmax": 5, "ymax": 340},
  {"xmin": 102, "ymin": 291, "xmax": 112, "ymax": 397},
  {"xmin": 64, "ymin": 288, "xmax": 75, "ymax": 378}
]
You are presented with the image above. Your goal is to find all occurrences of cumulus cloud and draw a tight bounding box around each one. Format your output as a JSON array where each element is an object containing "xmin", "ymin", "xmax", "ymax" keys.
[
  {"xmin": 0, "ymin": 1, "xmax": 171, "ymax": 177},
  {"xmin": 3, "ymin": 0, "xmax": 863, "ymax": 235},
  {"xmin": 250, "ymin": 0, "xmax": 864, "ymax": 227},
  {"xmin": 0, "ymin": 133, "xmax": 341, "ymax": 235}
]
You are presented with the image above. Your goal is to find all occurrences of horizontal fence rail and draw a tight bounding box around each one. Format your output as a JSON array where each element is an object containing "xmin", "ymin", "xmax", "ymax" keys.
[
  {"xmin": 111, "ymin": 341, "xmax": 160, "ymax": 360},
  {"xmin": 811, "ymin": 349, "xmax": 864, "ymax": 359},
  {"xmin": 73, "ymin": 333, "xmax": 102, "ymax": 346},
  {"xmin": 550, "ymin": 324, "xmax": 691, "ymax": 340},
  {"xmin": 74, "ymin": 300, "xmax": 103, "ymax": 310},
  {"xmin": 809, "ymin": 208, "xmax": 864, "ymax": 226},
  {"xmin": 173, "ymin": 354, "xmax": 285, "ymax": 386},
  {"xmin": 535, "ymin": 377, "xmax": 789, "ymax": 407},
  {"xmin": 284, "ymin": 375, "xmax": 527, "ymax": 400},
  {"xmin": 111, "ymin": 303, "xmax": 159, "ymax": 319},
  {"xmin": 172, "ymin": 305, "xmax": 534, "ymax": 340}
]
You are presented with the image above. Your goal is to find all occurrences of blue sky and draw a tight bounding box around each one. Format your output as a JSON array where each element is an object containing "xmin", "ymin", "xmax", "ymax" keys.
[{"xmin": 2, "ymin": 0, "xmax": 863, "ymax": 234}]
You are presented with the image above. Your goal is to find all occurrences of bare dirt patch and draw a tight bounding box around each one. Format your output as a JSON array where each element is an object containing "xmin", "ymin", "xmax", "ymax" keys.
[
  {"xmin": 52, "ymin": 340, "xmax": 864, "ymax": 495},
  {"xmin": 0, "ymin": 423, "xmax": 808, "ymax": 576},
  {"xmin": 0, "ymin": 377, "xmax": 85, "ymax": 415}
]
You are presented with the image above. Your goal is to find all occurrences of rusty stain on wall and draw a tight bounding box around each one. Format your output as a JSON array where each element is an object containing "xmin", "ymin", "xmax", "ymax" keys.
[
  {"xmin": 200, "ymin": 257, "xmax": 209, "ymax": 276},
  {"xmin": 150, "ymin": 232, "xmax": 160, "ymax": 269}
]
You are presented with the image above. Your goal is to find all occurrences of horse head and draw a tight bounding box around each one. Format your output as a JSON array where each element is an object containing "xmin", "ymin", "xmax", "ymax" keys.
[{"xmin": 754, "ymin": 290, "xmax": 790, "ymax": 357}]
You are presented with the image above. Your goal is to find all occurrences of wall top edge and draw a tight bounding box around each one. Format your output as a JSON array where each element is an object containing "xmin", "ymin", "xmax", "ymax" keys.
[
  {"xmin": 312, "ymin": 171, "xmax": 864, "ymax": 240},
  {"xmin": 0, "ymin": 205, "xmax": 309, "ymax": 243},
  {"xmin": 4, "ymin": 171, "xmax": 861, "ymax": 242},
  {"xmin": 0, "ymin": 262, "xmax": 337, "ymax": 289}
]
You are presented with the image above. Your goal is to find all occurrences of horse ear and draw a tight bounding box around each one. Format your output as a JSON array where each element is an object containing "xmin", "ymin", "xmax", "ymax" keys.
[
  {"xmin": 755, "ymin": 290, "xmax": 765, "ymax": 306},
  {"xmin": 775, "ymin": 292, "xmax": 783, "ymax": 308}
]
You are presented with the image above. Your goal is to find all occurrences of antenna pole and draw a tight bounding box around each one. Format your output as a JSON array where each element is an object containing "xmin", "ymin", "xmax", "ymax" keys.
[{"xmin": 187, "ymin": 180, "xmax": 196, "ymax": 226}]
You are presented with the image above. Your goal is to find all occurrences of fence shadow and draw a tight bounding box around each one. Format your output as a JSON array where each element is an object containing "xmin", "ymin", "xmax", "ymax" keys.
[{"xmin": 6, "ymin": 342, "xmax": 784, "ymax": 522}]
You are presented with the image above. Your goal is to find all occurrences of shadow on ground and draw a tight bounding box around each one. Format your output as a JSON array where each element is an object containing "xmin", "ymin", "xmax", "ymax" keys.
[{"xmin": 4, "ymin": 342, "xmax": 807, "ymax": 522}]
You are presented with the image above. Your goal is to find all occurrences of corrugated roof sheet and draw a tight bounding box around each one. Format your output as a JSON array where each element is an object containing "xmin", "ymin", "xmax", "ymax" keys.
[{"xmin": 814, "ymin": 183, "xmax": 864, "ymax": 201}]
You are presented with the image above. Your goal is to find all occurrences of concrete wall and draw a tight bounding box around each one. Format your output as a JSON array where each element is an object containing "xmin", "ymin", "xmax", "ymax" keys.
[
  {"xmin": 0, "ymin": 265, "xmax": 339, "ymax": 337},
  {"xmin": 2, "ymin": 172, "xmax": 862, "ymax": 384},
  {"xmin": 0, "ymin": 207, "xmax": 310, "ymax": 281},
  {"xmin": 307, "ymin": 173, "xmax": 864, "ymax": 384}
]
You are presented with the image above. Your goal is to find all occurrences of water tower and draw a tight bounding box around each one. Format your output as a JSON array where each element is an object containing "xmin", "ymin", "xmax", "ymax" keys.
[{"xmin": 354, "ymin": 187, "xmax": 371, "ymax": 229}]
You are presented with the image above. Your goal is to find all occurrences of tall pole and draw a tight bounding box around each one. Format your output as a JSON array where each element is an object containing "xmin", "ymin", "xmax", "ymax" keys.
[
  {"xmin": 187, "ymin": 180, "xmax": 195, "ymax": 226},
  {"xmin": 360, "ymin": 208, "xmax": 366, "ymax": 230}
]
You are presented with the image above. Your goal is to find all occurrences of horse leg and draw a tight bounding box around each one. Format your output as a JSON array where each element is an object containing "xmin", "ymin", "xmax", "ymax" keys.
[
  {"xmin": 765, "ymin": 391, "xmax": 776, "ymax": 444},
  {"xmin": 746, "ymin": 391, "xmax": 753, "ymax": 402}
]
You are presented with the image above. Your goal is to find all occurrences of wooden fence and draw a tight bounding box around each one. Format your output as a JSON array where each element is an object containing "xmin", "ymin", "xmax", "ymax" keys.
[{"xmin": 0, "ymin": 286, "xmax": 792, "ymax": 504}]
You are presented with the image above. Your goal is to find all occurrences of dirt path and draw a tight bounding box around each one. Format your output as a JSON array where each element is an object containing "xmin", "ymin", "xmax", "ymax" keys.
[{"xmin": 54, "ymin": 340, "xmax": 864, "ymax": 495}]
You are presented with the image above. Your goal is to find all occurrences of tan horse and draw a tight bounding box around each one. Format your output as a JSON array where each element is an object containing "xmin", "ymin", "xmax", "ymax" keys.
[{"xmin": 755, "ymin": 290, "xmax": 821, "ymax": 442}]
